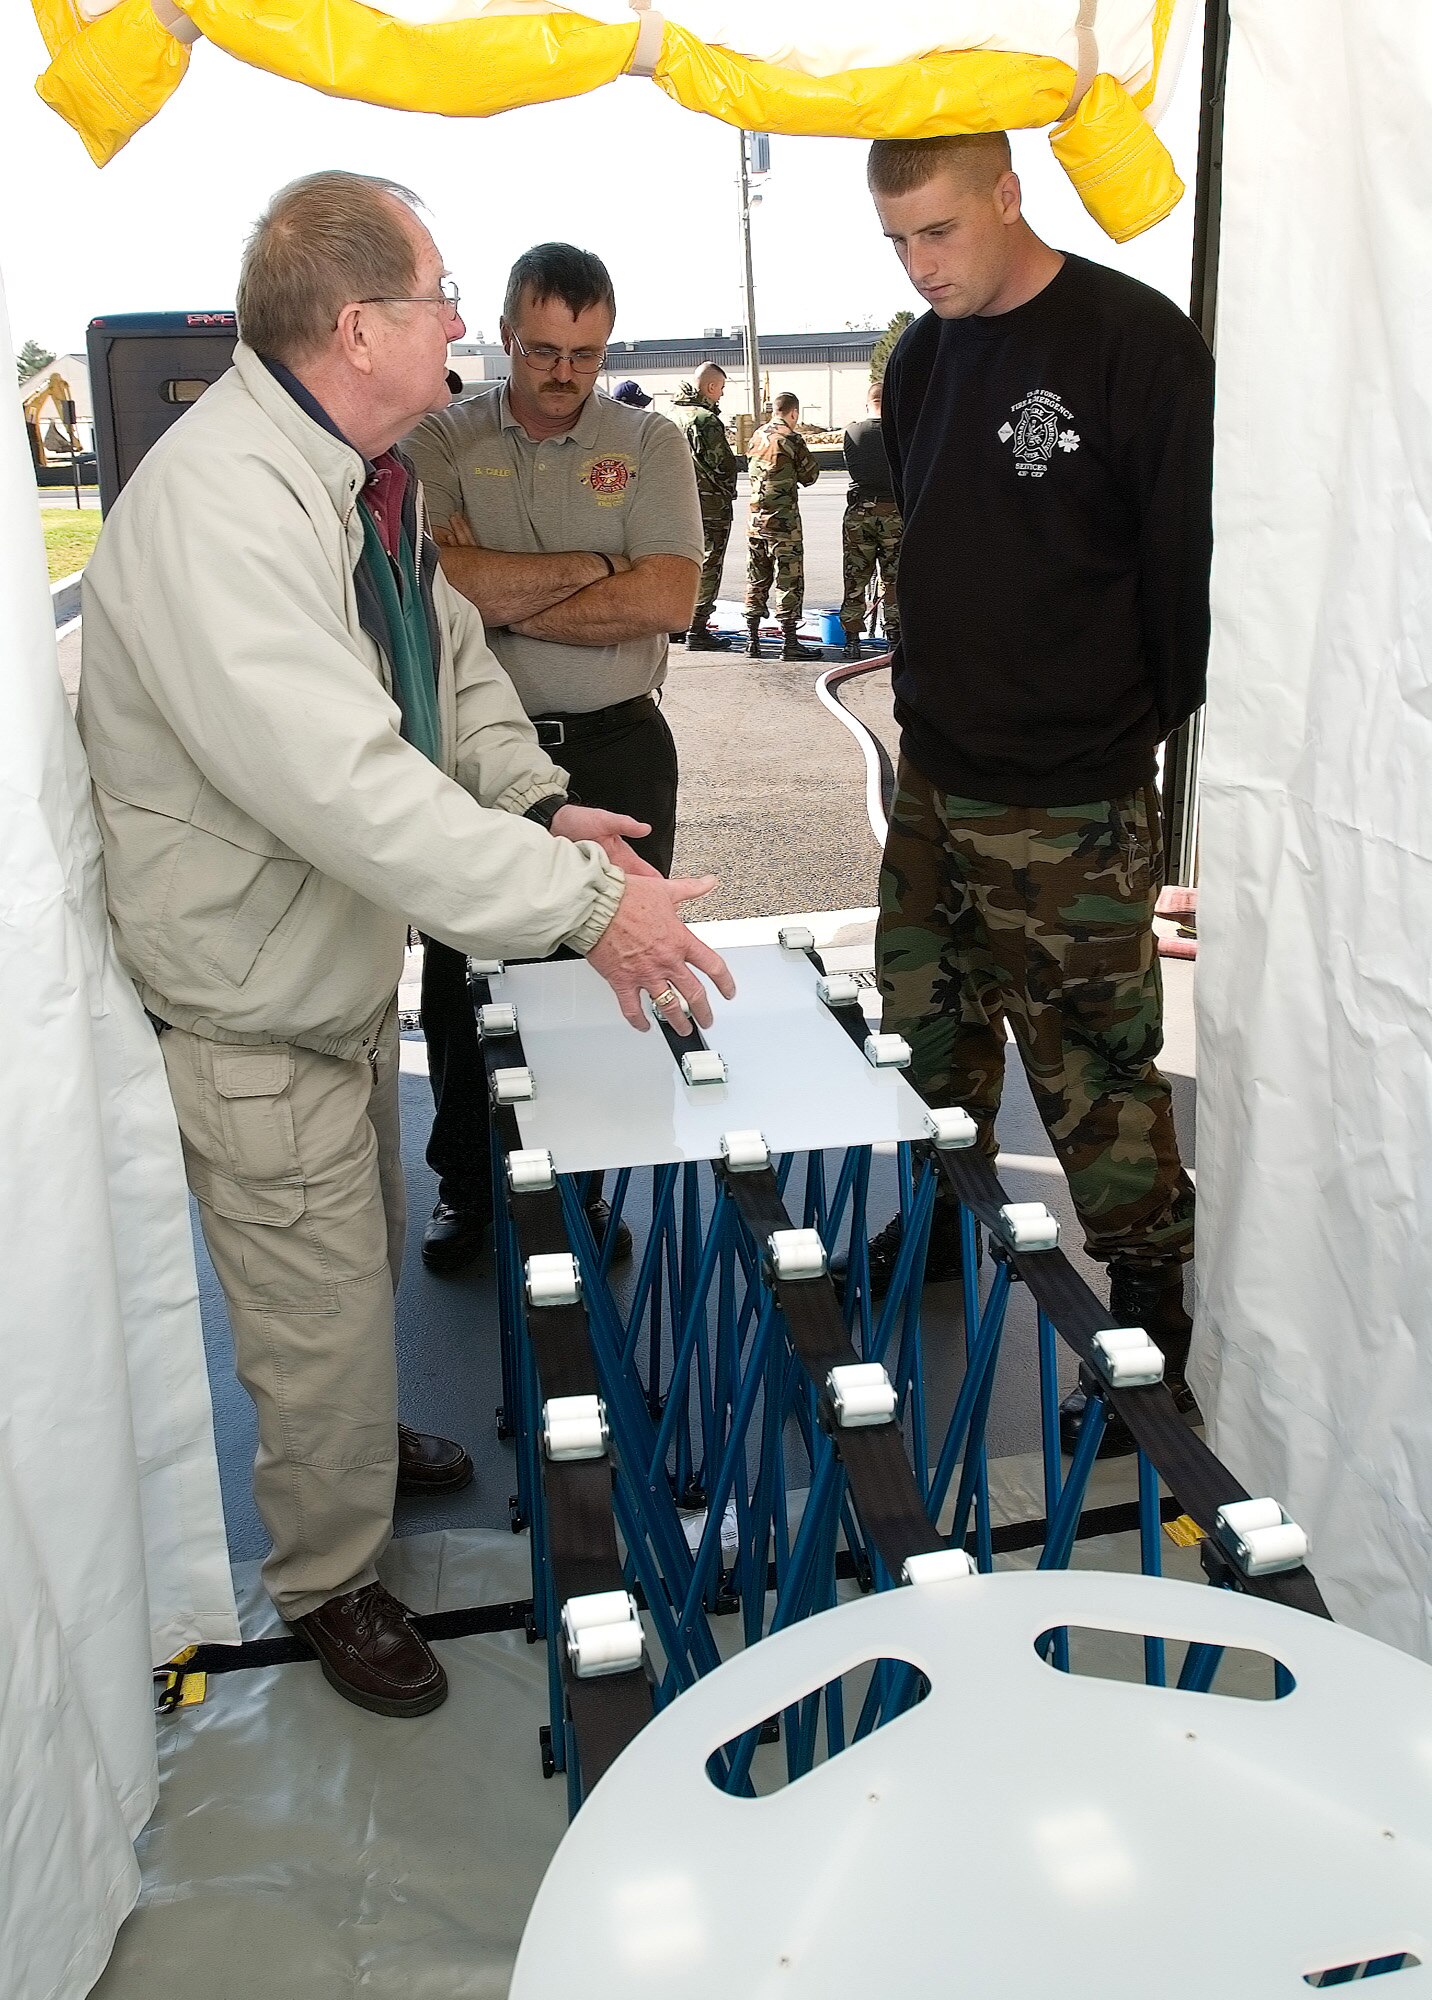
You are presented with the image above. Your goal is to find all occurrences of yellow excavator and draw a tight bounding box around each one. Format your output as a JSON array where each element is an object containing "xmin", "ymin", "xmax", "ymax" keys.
[{"xmin": 23, "ymin": 368, "xmax": 84, "ymax": 473}]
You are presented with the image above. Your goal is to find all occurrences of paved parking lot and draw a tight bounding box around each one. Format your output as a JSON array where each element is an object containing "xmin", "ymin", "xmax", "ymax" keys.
[{"xmin": 666, "ymin": 649, "xmax": 889, "ymax": 920}]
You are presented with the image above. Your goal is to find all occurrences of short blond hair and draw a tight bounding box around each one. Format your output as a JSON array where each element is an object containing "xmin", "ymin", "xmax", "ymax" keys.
[
  {"xmin": 237, "ymin": 170, "xmax": 422, "ymax": 364},
  {"xmin": 867, "ymin": 134, "xmax": 1012, "ymax": 198}
]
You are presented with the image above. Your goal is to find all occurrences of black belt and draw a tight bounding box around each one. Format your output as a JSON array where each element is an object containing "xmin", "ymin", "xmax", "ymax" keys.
[{"xmin": 532, "ymin": 694, "xmax": 656, "ymax": 750}]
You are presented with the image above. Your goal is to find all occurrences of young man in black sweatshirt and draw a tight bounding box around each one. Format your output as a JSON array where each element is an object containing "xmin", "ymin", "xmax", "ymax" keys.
[{"xmin": 856, "ymin": 131, "xmax": 1211, "ymax": 1452}]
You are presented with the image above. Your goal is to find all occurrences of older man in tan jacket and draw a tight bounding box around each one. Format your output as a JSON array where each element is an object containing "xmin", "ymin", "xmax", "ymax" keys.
[{"xmin": 77, "ymin": 170, "xmax": 732, "ymax": 1719}]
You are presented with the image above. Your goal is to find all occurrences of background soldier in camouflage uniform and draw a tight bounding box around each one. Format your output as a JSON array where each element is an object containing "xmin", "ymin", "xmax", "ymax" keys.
[
  {"xmin": 841, "ymin": 380, "xmax": 902, "ymax": 657},
  {"xmin": 674, "ymin": 363, "xmax": 738, "ymax": 651},
  {"xmin": 745, "ymin": 391, "xmax": 821, "ymax": 661}
]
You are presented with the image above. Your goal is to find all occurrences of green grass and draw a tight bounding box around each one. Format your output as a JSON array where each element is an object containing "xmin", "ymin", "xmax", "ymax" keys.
[{"xmin": 41, "ymin": 507, "xmax": 102, "ymax": 582}]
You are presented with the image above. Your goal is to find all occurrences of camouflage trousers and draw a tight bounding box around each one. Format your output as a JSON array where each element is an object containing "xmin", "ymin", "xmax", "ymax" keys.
[
  {"xmin": 876, "ymin": 759, "xmax": 1194, "ymax": 1269},
  {"xmin": 840, "ymin": 498, "xmax": 902, "ymax": 643},
  {"xmin": 746, "ymin": 527, "xmax": 805, "ymax": 623},
  {"xmin": 694, "ymin": 493, "xmax": 734, "ymax": 621}
]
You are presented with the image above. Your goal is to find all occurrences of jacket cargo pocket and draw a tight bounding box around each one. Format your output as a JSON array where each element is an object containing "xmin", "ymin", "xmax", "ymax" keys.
[{"xmin": 1060, "ymin": 928, "xmax": 1151, "ymax": 1038}]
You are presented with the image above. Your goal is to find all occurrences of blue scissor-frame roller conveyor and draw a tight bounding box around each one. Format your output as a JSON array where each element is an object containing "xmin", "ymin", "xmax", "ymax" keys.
[{"xmin": 473, "ymin": 938, "xmax": 1327, "ymax": 1816}]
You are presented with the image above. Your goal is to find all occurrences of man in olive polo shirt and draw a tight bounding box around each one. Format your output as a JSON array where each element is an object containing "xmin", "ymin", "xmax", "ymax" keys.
[{"xmin": 405, "ymin": 241, "xmax": 704, "ymax": 1272}]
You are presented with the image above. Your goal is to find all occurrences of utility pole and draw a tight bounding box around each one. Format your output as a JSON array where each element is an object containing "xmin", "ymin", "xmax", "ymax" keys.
[{"xmin": 737, "ymin": 131, "xmax": 767, "ymax": 429}]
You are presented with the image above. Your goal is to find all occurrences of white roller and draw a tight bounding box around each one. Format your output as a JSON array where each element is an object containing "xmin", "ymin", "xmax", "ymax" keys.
[
  {"xmin": 491, "ymin": 1066, "xmax": 534, "ymax": 1103},
  {"xmin": 719, "ymin": 1128, "xmax": 769, "ymax": 1172},
  {"xmin": 1092, "ymin": 1325, "xmax": 1165, "ymax": 1388},
  {"xmin": 1216, "ymin": 1499, "xmax": 1310, "ymax": 1578},
  {"xmin": 468, "ymin": 957, "xmax": 505, "ymax": 975},
  {"xmin": 477, "ymin": 1001, "xmax": 517, "ymax": 1038},
  {"xmin": 543, "ymin": 1393, "xmax": 609, "ymax": 1462},
  {"xmin": 902, "ymin": 1548, "xmax": 975, "ymax": 1585},
  {"xmin": 1237, "ymin": 1522, "xmax": 1312, "ymax": 1575},
  {"xmin": 1219, "ymin": 1497, "xmax": 1285, "ymax": 1536},
  {"xmin": 816, "ymin": 972, "xmax": 861, "ymax": 1007},
  {"xmin": 525, "ymin": 1252, "xmax": 582, "ymax": 1307},
  {"xmin": 778, "ymin": 925, "xmax": 815, "ymax": 951},
  {"xmin": 827, "ymin": 1360, "xmax": 897, "ymax": 1428},
  {"xmin": 506, "ymin": 1147, "xmax": 556, "ymax": 1193},
  {"xmin": 864, "ymin": 1032, "xmax": 911, "ymax": 1069},
  {"xmin": 681, "ymin": 1049, "xmax": 727, "ymax": 1086},
  {"xmin": 997, "ymin": 1201, "xmax": 1060, "ymax": 1251},
  {"xmin": 561, "ymin": 1590, "xmax": 644, "ymax": 1678},
  {"xmin": 767, "ymin": 1227, "xmax": 828, "ymax": 1282},
  {"xmin": 924, "ymin": 1106, "xmax": 978, "ymax": 1150}
]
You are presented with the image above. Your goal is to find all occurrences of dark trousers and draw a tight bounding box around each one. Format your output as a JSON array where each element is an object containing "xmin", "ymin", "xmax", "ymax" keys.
[{"xmin": 420, "ymin": 697, "xmax": 678, "ymax": 1211}]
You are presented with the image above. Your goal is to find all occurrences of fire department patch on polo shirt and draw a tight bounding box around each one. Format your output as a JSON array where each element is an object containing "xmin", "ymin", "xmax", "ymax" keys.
[{"xmin": 581, "ymin": 453, "xmax": 635, "ymax": 504}]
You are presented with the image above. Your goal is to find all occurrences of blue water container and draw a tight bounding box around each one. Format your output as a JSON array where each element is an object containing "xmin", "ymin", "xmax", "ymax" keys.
[{"xmin": 818, "ymin": 610, "xmax": 844, "ymax": 646}]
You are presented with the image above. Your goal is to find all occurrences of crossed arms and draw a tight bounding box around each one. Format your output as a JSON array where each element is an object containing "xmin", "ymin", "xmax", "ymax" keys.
[{"xmin": 433, "ymin": 513, "xmax": 698, "ymax": 644}]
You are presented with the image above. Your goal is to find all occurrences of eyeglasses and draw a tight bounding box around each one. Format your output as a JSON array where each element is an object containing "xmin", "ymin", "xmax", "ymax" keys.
[
  {"xmin": 508, "ymin": 327, "xmax": 608, "ymax": 374},
  {"xmin": 359, "ymin": 277, "xmax": 462, "ymax": 314}
]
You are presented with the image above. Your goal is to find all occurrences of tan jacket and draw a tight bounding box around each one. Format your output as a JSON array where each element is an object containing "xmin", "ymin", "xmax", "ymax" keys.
[{"xmin": 77, "ymin": 344, "xmax": 624, "ymax": 1061}]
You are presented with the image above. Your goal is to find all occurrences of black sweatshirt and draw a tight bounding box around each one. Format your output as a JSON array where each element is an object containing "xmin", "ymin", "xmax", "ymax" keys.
[{"xmin": 882, "ymin": 254, "xmax": 1213, "ymax": 807}]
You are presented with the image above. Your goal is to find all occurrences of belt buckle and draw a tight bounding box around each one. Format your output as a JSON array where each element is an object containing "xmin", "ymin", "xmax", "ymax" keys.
[{"xmin": 536, "ymin": 718, "xmax": 565, "ymax": 748}]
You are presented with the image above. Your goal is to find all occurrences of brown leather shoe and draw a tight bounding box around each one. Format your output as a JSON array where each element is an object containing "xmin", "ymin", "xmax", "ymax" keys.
[
  {"xmin": 292, "ymin": 1582, "xmax": 447, "ymax": 1717},
  {"xmin": 396, "ymin": 1424, "xmax": 474, "ymax": 1495}
]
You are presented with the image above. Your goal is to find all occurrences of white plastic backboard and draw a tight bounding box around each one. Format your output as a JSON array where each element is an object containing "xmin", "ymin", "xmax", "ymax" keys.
[
  {"xmin": 491, "ymin": 944, "xmax": 929, "ymax": 1174},
  {"xmin": 513, "ymin": 1570, "xmax": 1432, "ymax": 1998}
]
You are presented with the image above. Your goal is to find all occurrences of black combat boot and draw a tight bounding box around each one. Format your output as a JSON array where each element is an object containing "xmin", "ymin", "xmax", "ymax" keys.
[
  {"xmin": 841, "ymin": 631, "xmax": 863, "ymax": 662},
  {"xmin": 746, "ymin": 615, "xmax": 763, "ymax": 658},
  {"xmin": 781, "ymin": 622, "xmax": 823, "ymax": 661},
  {"xmin": 685, "ymin": 619, "xmax": 732, "ymax": 651},
  {"xmin": 830, "ymin": 1198, "xmax": 979, "ymax": 1302},
  {"xmin": 1058, "ymin": 1260, "xmax": 1199, "ymax": 1456}
]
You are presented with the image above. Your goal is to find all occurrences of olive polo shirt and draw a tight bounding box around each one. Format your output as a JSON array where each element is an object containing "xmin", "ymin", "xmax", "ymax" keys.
[{"xmin": 405, "ymin": 384, "xmax": 703, "ymax": 717}]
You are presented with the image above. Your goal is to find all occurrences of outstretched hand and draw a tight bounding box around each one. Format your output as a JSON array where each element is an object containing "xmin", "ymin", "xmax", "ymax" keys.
[
  {"xmin": 550, "ymin": 803, "xmax": 662, "ymax": 880},
  {"xmin": 586, "ymin": 874, "xmax": 736, "ymax": 1034}
]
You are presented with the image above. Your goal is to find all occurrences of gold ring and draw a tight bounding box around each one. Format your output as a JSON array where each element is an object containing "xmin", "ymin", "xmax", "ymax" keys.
[{"xmin": 652, "ymin": 985, "xmax": 683, "ymax": 1012}]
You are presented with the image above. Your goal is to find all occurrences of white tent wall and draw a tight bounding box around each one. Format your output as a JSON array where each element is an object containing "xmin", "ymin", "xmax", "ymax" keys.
[
  {"xmin": 0, "ymin": 267, "xmax": 237, "ymax": 2000},
  {"xmin": 1197, "ymin": 2, "xmax": 1432, "ymax": 1655}
]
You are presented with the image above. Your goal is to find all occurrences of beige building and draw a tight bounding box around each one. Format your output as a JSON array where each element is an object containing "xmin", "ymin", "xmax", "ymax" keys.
[{"xmin": 450, "ymin": 328, "xmax": 881, "ymax": 435}]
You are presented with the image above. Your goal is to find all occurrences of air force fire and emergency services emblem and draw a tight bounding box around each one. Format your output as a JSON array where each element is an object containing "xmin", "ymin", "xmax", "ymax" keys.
[
  {"xmin": 997, "ymin": 390, "xmax": 1080, "ymax": 477},
  {"xmin": 581, "ymin": 453, "xmax": 635, "ymax": 504}
]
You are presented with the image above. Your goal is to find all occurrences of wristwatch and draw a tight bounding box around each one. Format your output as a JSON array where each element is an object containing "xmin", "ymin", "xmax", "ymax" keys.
[{"xmin": 524, "ymin": 793, "xmax": 568, "ymax": 831}]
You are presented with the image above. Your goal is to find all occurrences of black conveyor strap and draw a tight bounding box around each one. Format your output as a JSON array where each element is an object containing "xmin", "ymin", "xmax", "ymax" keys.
[
  {"xmin": 789, "ymin": 952, "xmax": 1329, "ymax": 1620},
  {"xmin": 719, "ymin": 1164, "xmax": 945, "ymax": 1576},
  {"xmin": 473, "ymin": 980, "xmax": 655, "ymax": 1788},
  {"xmin": 934, "ymin": 1144, "xmax": 1329, "ymax": 1619}
]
